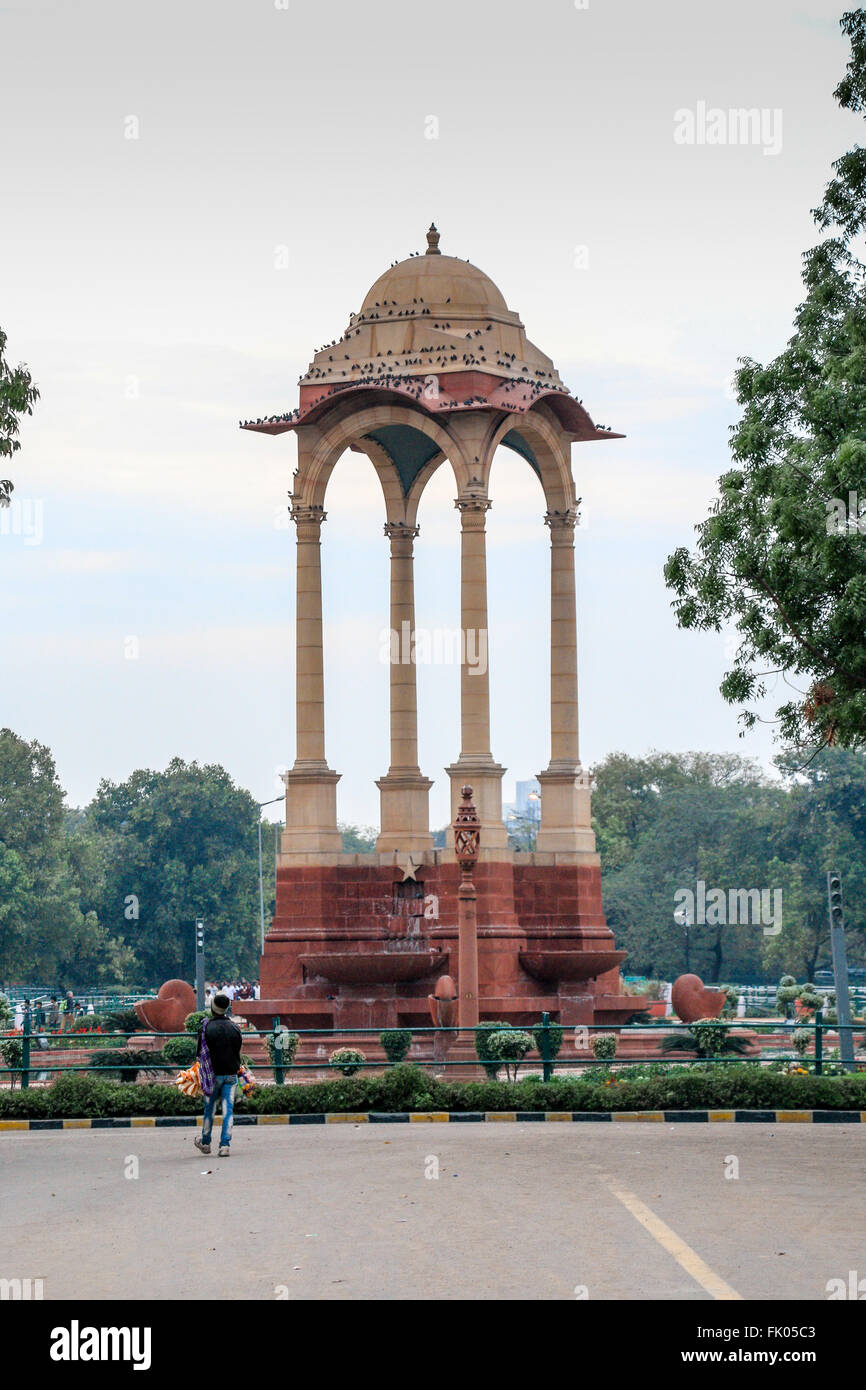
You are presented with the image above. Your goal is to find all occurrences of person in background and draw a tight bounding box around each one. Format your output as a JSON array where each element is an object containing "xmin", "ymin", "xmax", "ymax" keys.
[
  {"xmin": 34, "ymin": 999, "xmax": 46, "ymax": 1030},
  {"xmin": 47, "ymin": 996, "xmax": 61, "ymax": 1031},
  {"xmin": 194, "ymin": 992, "xmax": 242, "ymax": 1158},
  {"xmin": 60, "ymin": 990, "xmax": 75, "ymax": 1030},
  {"xmin": 13, "ymin": 999, "xmax": 24, "ymax": 1030}
]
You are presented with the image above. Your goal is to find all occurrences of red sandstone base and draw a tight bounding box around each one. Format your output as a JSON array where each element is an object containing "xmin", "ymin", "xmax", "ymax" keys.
[{"xmin": 241, "ymin": 857, "xmax": 646, "ymax": 1048}]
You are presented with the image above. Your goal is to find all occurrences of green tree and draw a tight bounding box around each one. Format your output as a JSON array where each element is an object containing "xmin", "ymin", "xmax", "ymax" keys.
[
  {"xmin": 0, "ymin": 730, "xmax": 132, "ymax": 986},
  {"xmin": 594, "ymin": 752, "xmax": 783, "ymax": 981},
  {"xmin": 84, "ymin": 758, "xmax": 264, "ymax": 981},
  {"xmin": 664, "ymin": 10, "xmax": 866, "ymax": 754},
  {"xmin": 0, "ymin": 328, "xmax": 39, "ymax": 507},
  {"xmin": 339, "ymin": 823, "xmax": 377, "ymax": 853},
  {"xmin": 762, "ymin": 748, "xmax": 866, "ymax": 977}
]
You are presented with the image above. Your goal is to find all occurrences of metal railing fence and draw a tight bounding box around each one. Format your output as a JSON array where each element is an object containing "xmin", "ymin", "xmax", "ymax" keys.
[{"xmin": 1, "ymin": 1009, "xmax": 861, "ymax": 1088}]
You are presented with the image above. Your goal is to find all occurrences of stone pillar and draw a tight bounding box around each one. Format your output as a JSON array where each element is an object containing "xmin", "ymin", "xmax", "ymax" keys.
[
  {"xmin": 445, "ymin": 490, "xmax": 508, "ymax": 852},
  {"xmin": 376, "ymin": 522, "xmax": 433, "ymax": 853},
  {"xmin": 536, "ymin": 508, "xmax": 597, "ymax": 857},
  {"xmin": 282, "ymin": 503, "xmax": 342, "ymax": 856}
]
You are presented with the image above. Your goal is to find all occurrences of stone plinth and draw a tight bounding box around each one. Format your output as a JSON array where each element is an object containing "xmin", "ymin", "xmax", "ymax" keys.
[{"xmin": 242, "ymin": 852, "xmax": 645, "ymax": 1043}]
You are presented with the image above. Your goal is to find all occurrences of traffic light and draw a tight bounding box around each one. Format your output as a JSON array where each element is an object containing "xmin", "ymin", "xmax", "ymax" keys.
[
  {"xmin": 194, "ymin": 921, "xmax": 205, "ymax": 1009},
  {"xmin": 827, "ymin": 873, "xmax": 844, "ymax": 928}
]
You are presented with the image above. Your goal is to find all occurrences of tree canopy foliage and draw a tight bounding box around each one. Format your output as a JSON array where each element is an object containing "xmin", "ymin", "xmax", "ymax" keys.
[
  {"xmin": 665, "ymin": 10, "xmax": 866, "ymax": 754},
  {"xmin": 593, "ymin": 749, "xmax": 866, "ymax": 981},
  {"xmin": 3, "ymin": 731, "xmax": 865, "ymax": 989},
  {"xmin": 0, "ymin": 327, "xmax": 39, "ymax": 508}
]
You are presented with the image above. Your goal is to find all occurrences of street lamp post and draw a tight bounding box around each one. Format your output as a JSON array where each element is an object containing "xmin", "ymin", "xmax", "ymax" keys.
[{"xmin": 257, "ymin": 796, "xmax": 285, "ymax": 956}]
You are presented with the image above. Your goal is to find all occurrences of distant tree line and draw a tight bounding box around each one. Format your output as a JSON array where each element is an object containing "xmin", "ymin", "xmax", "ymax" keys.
[{"xmin": 1, "ymin": 728, "xmax": 863, "ymax": 988}]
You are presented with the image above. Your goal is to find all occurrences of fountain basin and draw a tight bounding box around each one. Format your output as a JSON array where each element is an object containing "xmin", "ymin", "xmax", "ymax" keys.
[
  {"xmin": 300, "ymin": 951, "xmax": 446, "ymax": 984},
  {"xmin": 519, "ymin": 949, "xmax": 626, "ymax": 983}
]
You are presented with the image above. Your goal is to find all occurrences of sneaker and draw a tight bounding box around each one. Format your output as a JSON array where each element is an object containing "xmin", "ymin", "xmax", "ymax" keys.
[
  {"xmin": 194, "ymin": 1137, "xmax": 211, "ymax": 1155},
  {"xmin": 218, "ymin": 1146, "xmax": 231, "ymax": 1157}
]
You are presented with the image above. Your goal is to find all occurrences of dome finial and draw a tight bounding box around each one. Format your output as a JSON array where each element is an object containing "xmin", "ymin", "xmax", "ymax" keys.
[{"xmin": 426, "ymin": 222, "xmax": 441, "ymax": 256}]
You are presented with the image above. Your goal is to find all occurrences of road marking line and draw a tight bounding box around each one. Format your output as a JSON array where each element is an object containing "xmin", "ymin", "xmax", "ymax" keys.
[{"xmin": 600, "ymin": 1176, "xmax": 743, "ymax": 1301}]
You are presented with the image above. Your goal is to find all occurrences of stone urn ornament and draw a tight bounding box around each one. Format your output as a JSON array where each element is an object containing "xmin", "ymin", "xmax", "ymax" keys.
[
  {"xmin": 134, "ymin": 979, "xmax": 197, "ymax": 1034},
  {"xmin": 670, "ymin": 973, "xmax": 726, "ymax": 1024}
]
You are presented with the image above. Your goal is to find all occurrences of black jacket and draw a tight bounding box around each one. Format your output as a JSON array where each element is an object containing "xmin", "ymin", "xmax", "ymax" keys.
[{"xmin": 198, "ymin": 1016, "xmax": 242, "ymax": 1075}]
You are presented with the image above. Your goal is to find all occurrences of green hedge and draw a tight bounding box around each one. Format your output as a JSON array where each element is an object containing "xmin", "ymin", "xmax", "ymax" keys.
[{"xmin": 3, "ymin": 1064, "xmax": 866, "ymax": 1120}]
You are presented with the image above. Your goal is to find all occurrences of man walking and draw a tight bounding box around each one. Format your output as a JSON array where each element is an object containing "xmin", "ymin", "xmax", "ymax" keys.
[{"xmin": 194, "ymin": 992, "xmax": 241, "ymax": 1158}]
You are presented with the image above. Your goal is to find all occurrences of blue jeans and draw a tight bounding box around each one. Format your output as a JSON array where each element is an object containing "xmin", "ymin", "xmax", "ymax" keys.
[{"xmin": 201, "ymin": 1075, "xmax": 236, "ymax": 1148}]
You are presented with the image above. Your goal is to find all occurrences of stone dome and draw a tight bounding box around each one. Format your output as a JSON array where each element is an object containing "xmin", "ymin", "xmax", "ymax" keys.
[
  {"xmin": 298, "ymin": 225, "xmax": 564, "ymax": 393},
  {"xmin": 361, "ymin": 254, "xmax": 511, "ymax": 318},
  {"xmin": 242, "ymin": 225, "xmax": 621, "ymax": 442}
]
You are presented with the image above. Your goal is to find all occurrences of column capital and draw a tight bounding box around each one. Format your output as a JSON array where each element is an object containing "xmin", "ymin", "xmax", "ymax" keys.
[
  {"xmin": 384, "ymin": 521, "xmax": 420, "ymax": 545},
  {"xmin": 455, "ymin": 493, "xmax": 492, "ymax": 523},
  {"xmin": 290, "ymin": 501, "xmax": 327, "ymax": 533},
  {"xmin": 544, "ymin": 508, "xmax": 578, "ymax": 533},
  {"xmin": 544, "ymin": 507, "xmax": 580, "ymax": 539}
]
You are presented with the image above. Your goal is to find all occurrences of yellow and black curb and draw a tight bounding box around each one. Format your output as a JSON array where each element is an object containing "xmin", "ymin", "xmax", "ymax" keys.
[{"xmin": 1, "ymin": 1108, "xmax": 865, "ymax": 1130}]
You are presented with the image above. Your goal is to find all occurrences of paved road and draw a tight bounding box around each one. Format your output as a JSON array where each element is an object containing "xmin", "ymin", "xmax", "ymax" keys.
[{"xmin": 1, "ymin": 1124, "xmax": 863, "ymax": 1300}]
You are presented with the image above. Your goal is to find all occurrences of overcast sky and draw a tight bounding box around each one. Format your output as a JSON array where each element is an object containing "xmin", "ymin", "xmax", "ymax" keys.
[{"xmin": 0, "ymin": 0, "xmax": 856, "ymax": 827}]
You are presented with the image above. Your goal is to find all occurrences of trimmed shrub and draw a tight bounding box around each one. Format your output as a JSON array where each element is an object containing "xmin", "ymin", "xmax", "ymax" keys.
[
  {"xmin": 329, "ymin": 1047, "xmax": 366, "ymax": 1077},
  {"xmin": 474, "ymin": 1021, "xmax": 512, "ymax": 1080},
  {"xmin": 1, "ymin": 1035, "xmax": 23, "ymax": 1087},
  {"xmin": 183, "ymin": 1010, "xmax": 210, "ymax": 1034},
  {"xmin": 792, "ymin": 1028, "xmax": 814, "ymax": 1058},
  {"xmin": 4, "ymin": 1063, "xmax": 866, "ymax": 1121},
  {"xmin": 776, "ymin": 976, "xmax": 800, "ymax": 1019},
  {"xmin": 162, "ymin": 1035, "xmax": 198, "ymax": 1067},
  {"xmin": 661, "ymin": 1018, "xmax": 751, "ymax": 1058},
  {"xmin": 379, "ymin": 1029, "xmax": 413, "ymax": 1065},
  {"xmin": 90, "ymin": 1049, "xmax": 167, "ymax": 1082},
  {"xmin": 532, "ymin": 1021, "xmax": 564, "ymax": 1061},
  {"xmin": 590, "ymin": 1033, "xmax": 618, "ymax": 1061},
  {"xmin": 0, "ymin": 995, "xmax": 15, "ymax": 1029},
  {"xmin": 485, "ymin": 1030, "xmax": 534, "ymax": 1082},
  {"xmin": 797, "ymin": 985, "xmax": 825, "ymax": 1015},
  {"xmin": 267, "ymin": 1029, "xmax": 299, "ymax": 1068}
]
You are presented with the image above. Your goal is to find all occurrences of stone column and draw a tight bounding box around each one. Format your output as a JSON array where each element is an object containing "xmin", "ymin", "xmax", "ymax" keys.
[
  {"xmin": 536, "ymin": 508, "xmax": 597, "ymax": 857},
  {"xmin": 445, "ymin": 490, "xmax": 508, "ymax": 851},
  {"xmin": 376, "ymin": 522, "xmax": 433, "ymax": 853},
  {"xmin": 282, "ymin": 503, "xmax": 342, "ymax": 857}
]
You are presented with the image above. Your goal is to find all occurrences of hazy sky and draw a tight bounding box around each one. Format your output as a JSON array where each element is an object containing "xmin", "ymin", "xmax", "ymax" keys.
[{"xmin": 0, "ymin": 0, "xmax": 856, "ymax": 827}]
